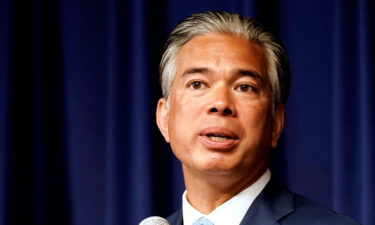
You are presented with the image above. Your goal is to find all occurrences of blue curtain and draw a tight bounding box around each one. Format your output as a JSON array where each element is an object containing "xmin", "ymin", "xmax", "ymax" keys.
[{"xmin": 0, "ymin": 0, "xmax": 373, "ymax": 225}]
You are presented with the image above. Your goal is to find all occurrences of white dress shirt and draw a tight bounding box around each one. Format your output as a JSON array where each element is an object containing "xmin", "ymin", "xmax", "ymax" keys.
[{"xmin": 182, "ymin": 169, "xmax": 271, "ymax": 225}]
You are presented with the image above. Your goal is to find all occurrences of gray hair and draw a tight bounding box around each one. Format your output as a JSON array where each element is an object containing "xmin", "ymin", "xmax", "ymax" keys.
[{"xmin": 160, "ymin": 11, "xmax": 290, "ymax": 107}]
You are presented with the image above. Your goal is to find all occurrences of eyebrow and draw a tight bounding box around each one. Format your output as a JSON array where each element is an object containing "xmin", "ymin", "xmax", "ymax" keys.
[
  {"xmin": 235, "ymin": 69, "xmax": 264, "ymax": 82},
  {"xmin": 181, "ymin": 67, "xmax": 264, "ymax": 82},
  {"xmin": 181, "ymin": 67, "xmax": 210, "ymax": 77}
]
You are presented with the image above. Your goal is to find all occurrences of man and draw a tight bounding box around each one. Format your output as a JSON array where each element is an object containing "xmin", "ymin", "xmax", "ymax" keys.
[{"xmin": 155, "ymin": 11, "xmax": 359, "ymax": 225}]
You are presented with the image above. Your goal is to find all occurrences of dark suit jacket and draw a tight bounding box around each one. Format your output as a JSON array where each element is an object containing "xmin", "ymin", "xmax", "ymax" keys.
[{"xmin": 167, "ymin": 179, "xmax": 360, "ymax": 225}]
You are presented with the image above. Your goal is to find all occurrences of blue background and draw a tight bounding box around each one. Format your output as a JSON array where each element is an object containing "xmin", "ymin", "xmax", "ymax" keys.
[{"xmin": 0, "ymin": 0, "xmax": 374, "ymax": 224}]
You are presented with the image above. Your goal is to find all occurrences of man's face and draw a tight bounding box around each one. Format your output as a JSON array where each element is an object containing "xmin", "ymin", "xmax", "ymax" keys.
[{"xmin": 157, "ymin": 34, "xmax": 284, "ymax": 178}]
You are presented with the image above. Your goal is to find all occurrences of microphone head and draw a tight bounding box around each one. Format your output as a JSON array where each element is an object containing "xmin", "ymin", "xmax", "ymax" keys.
[{"xmin": 139, "ymin": 216, "xmax": 170, "ymax": 225}]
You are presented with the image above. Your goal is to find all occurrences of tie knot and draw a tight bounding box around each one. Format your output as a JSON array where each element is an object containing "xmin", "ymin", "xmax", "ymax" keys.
[{"xmin": 193, "ymin": 217, "xmax": 214, "ymax": 225}]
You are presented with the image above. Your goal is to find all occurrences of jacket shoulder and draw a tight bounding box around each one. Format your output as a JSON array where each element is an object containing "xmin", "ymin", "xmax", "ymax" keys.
[{"xmin": 281, "ymin": 193, "xmax": 360, "ymax": 225}]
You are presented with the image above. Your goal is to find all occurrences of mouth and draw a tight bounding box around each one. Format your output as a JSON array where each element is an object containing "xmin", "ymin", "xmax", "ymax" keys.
[
  {"xmin": 205, "ymin": 133, "xmax": 237, "ymax": 142},
  {"xmin": 199, "ymin": 127, "xmax": 239, "ymax": 150}
]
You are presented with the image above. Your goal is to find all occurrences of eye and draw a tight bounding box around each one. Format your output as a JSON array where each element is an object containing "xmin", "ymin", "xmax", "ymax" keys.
[
  {"xmin": 188, "ymin": 81, "xmax": 205, "ymax": 89},
  {"xmin": 235, "ymin": 84, "xmax": 256, "ymax": 93}
]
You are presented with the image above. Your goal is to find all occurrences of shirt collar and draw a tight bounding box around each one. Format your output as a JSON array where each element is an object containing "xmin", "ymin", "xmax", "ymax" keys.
[{"xmin": 182, "ymin": 169, "xmax": 271, "ymax": 225}]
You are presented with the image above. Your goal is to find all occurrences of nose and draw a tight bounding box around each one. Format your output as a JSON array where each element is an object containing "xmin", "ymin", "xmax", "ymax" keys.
[{"xmin": 207, "ymin": 86, "xmax": 236, "ymax": 117}]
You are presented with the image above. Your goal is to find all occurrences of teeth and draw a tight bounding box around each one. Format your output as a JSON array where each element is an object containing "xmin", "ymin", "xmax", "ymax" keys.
[{"xmin": 208, "ymin": 136, "xmax": 230, "ymax": 141}]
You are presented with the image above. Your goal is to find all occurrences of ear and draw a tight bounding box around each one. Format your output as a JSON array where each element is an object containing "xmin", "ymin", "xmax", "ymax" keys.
[
  {"xmin": 271, "ymin": 104, "xmax": 285, "ymax": 148},
  {"xmin": 156, "ymin": 98, "xmax": 170, "ymax": 143}
]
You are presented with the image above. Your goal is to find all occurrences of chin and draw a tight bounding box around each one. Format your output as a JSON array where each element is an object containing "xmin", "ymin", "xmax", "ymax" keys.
[
  {"xmin": 199, "ymin": 168, "xmax": 237, "ymax": 176},
  {"xmin": 196, "ymin": 160, "xmax": 240, "ymax": 176}
]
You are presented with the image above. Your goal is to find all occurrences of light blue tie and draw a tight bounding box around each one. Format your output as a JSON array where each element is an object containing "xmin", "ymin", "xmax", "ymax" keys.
[{"xmin": 192, "ymin": 218, "xmax": 214, "ymax": 225}]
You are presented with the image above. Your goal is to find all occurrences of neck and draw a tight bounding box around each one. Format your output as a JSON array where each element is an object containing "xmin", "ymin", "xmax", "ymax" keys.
[{"xmin": 183, "ymin": 165, "xmax": 267, "ymax": 214}]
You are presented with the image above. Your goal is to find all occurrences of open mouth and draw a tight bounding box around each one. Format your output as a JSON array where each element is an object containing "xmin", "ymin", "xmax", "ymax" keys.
[
  {"xmin": 206, "ymin": 134, "xmax": 234, "ymax": 141},
  {"xmin": 199, "ymin": 127, "xmax": 239, "ymax": 149}
]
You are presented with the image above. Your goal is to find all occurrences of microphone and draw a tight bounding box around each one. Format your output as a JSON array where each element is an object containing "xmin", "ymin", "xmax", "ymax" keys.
[{"xmin": 139, "ymin": 216, "xmax": 170, "ymax": 225}]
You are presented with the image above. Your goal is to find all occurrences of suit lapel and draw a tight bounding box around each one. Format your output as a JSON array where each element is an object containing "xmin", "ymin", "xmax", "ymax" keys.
[
  {"xmin": 167, "ymin": 209, "xmax": 183, "ymax": 225},
  {"xmin": 239, "ymin": 179, "xmax": 295, "ymax": 225},
  {"xmin": 168, "ymin": 179, "xmax": 294, "ymax": 225}
]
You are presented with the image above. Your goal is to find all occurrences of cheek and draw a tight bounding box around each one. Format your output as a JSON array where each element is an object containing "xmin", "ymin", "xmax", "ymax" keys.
[
  {"xmin": 167, "ymin": 98, "xmax": 201, "ymax": 141},
  {"xmin": 240, "ymin": 104, "xmax": 273, "ymax": 140},
  {"xmin": 171, "ymin": 91, "xmax": 206, "ymax": 119},
  {"xmin": 167, "ymin": 105, "xmax": 199, "ymax": 164}
]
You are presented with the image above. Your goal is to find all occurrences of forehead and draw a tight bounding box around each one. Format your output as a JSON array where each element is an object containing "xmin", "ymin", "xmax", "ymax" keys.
[{"xmin": 175, "ymin": 34, "xmax": 268, "ymax": 78}]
